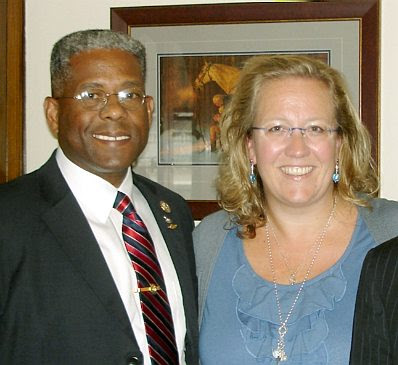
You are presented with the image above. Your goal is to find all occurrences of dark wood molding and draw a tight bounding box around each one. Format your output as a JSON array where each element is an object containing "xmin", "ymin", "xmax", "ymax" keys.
[
  {"xmin": 187, "ymin": 201, "xmax": 220, "ymax": 221},
  {"xmin": 0, "ymin": 0, "xmax": 24, "ymax": 183},
  {"xmin": 111, "ymin": 1, "xmax": 380, "ymax": 219}
]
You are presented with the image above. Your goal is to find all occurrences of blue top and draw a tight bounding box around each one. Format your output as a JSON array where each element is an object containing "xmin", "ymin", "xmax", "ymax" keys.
[{"xmin": 199, "ymin": 215, "xmax": 376, "ymax": 364}]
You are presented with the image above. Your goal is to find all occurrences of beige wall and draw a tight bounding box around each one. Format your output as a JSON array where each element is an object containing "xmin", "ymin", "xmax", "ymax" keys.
[
  {"xmin": 25, "ymin": 0, "xmax": 398, "ymax": 200},
  {"xmin": 379, "ymin": 0, "xmax": 398, "ymax": 198}
]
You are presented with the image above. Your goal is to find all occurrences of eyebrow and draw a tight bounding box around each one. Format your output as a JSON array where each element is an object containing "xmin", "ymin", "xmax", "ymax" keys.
[
  {"xmin": 258, "ymin": 118, "xmax": 332, "ymax": 125},
  {"xmin": 122, "ymin": 81, "xmax": 144, "ymax": 89}
]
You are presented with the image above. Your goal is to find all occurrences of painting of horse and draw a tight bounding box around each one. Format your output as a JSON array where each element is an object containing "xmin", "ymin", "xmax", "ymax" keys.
[{"xmin": 194, "ymin": 62, "xmax": 240, "ymax": 94}]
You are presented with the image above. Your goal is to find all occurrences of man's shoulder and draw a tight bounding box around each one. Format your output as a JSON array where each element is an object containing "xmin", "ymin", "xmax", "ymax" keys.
[
  {"xmin": 361, "ymin": 236, "xmax": 398, "ymax": 303},
  {"xmin": 0, "ymin": 170, "xmax": 46, "ymax": 238},
  {"xmin": 0, "ymin": 169, "xmax": 40, "ymax": 204},
  {"xmin": 0, "ymin": 154, "xmax": 57, "ymax": 199},
  {"xmin": 0, "ymin": 156, "xmax": 60, "ymax": 217},
  {"xmin": 366, "ymin": 235, "xmax": 398, "ymax": 263}
]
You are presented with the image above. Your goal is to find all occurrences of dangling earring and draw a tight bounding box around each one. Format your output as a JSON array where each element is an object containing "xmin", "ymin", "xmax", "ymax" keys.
[
  {"xmin": 249, "ymin": 160, "xmax": 256, "ymax": 184},
  {"xmin": 332, "ymin": 159, "xmax": 340, "ymax": 183}
]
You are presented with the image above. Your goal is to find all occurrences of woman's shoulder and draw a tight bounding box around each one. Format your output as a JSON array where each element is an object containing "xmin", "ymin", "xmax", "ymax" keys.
[
  {"xmin": 359, "ymin": 197, "xmax": 398, "ymax": 245},
  {"xmin": 193, "ymin": 210, "xmax": 234, "ymax": 259},
  {"xmin": 367, "ymin": 196, "xmax": 398, "ymax": 211},
  {"xmin": 193, "ymin": 210, "xmax": 232, "ymax": 242},
  {"xmin": 196, "ymin": 209, "xmax": 230, "ymax": 228},
  {"xmin": 359, "ymin": 197, "xmax": 398, "ymax": 220}
]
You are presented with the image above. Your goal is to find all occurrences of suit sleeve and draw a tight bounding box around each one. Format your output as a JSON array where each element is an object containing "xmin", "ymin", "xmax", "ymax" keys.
[{"xmin": 350, "ymin": 242, "xmax": 398, "ymax": 365}]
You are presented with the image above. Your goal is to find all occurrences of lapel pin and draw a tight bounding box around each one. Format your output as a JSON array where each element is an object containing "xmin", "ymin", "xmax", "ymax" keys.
[{"xmin": 160, "ymin": 200, "xmax": 171, "ymax": 213}]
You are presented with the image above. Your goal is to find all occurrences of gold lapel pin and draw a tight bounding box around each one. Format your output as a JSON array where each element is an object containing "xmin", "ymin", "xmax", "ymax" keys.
[
  {"xmin": 160, "ymin": 201, "xmax": 171, "ymax": 213},
  {"xmin": 163, "ymin": 215, "xmax": 178, "ymax": 229}
]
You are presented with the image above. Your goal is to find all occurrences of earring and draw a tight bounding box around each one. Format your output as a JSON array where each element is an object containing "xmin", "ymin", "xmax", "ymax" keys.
[
  {"xmin": 249, "ymin": 160, "xmax": 256, "ymax": 184},
  {"xmin": 332, "ymin": 159, "xmax": 340, "ymax": 183}
]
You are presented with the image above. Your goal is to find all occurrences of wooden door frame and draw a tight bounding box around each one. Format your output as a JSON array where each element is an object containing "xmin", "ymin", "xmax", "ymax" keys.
[{"xmin": 0, "ymin": 0, "xmax": 24, "ymax": 183}]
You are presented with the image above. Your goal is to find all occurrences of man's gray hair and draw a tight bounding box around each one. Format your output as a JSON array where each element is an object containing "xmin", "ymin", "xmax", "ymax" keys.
[{"xmin": 50, "ymin": 29, "xmax": 146, "ymax": 96}]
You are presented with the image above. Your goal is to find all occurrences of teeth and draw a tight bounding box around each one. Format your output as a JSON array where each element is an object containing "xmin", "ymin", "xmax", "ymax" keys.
[
  {"xmin": 93, "ymin": 134, "xmax": 129, "ymax": 141},
  {"xmin": 281, "ymin": 166, "xmax": 313, "ymax": 176}
]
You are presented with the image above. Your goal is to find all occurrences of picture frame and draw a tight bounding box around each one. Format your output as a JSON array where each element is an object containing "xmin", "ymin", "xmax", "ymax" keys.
[
  {"xmin": 157, "ymin": 51, "xmax": 329, "ymax": 167},
  {"xmin": 111, "ymin": 0, "xmax": 380, "ymax": 220}
]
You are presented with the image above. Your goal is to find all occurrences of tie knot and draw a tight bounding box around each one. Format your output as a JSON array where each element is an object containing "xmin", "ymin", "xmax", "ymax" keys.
[{"xmin": 114, "ymin": 191, "xmax": 135, "ymax": 217}]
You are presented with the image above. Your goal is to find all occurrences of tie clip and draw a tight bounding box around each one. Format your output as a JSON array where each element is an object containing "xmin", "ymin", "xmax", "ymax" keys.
[{"xmin": 134, "ymin": 284, "xmax": 161, "ymax": 294}]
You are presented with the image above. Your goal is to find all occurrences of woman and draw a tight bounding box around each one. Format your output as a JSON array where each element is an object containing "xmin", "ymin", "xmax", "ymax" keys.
[{"xmin": 193, "ymin": 55, "xmax": 398, "ymax": 364}]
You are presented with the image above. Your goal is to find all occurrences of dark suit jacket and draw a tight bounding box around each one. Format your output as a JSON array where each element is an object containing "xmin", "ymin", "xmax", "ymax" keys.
[
  {"xmin": 350, "ymin": 236, "xmax": 398, "ymax": 365},
  {"xmin": 0, "ymin": 153, "xmax": 199, "ymax": 365}
]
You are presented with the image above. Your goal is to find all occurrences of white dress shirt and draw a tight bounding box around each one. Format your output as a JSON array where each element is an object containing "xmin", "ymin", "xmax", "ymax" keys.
[{"xmin": 56, "ymin": 149, "xmax": 187, "ymax": 364}]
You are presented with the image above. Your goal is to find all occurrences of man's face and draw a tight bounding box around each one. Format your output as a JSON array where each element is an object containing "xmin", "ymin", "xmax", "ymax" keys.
[{"xmin": 45, "ymin": 48, "xmax": 153, "ymax": 187}]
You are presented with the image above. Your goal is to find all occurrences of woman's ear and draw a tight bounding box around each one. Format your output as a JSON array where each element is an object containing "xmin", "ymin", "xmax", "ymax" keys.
[
  {"xmin": 335, "ymin": 133, "xmax": 342, "ymax": 157},
  {"xmin": 246, "ymin": 135, "xmax": 257, "ymax": 164},
  {"xmin": 44, "ymin": 97, "xmax": 60, "ymax": 138}
]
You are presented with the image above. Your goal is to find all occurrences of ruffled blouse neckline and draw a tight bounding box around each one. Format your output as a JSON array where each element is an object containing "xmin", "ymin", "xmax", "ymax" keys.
[{"xmin": 231, "ymin": 215, "xmax": 363, "ymax": 363}]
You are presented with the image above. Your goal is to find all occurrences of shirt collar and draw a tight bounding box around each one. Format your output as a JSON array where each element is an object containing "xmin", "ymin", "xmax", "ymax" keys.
[{"xmin": 55, "ymin": 148, "xmax": 134, "ymax": 224}]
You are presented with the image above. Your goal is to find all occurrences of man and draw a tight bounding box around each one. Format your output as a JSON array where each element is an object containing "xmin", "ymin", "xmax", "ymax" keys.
[
  {"xmin": 0, "ymin": 29, "xmax": 198, "ymax": 365},
  {"xmin": 350, "ymin": 236, "xmax": 398, "ymax": 365}
]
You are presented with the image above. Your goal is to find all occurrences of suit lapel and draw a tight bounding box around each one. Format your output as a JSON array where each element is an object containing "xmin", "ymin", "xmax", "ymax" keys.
[
  {"xmin": 133, "ymin": 177, "xmax": 192, "ymax": 286},
  {"xmin": 38, "ymin": 155, "xmax": 135, "ymax": 341},
  {"xmin": 134, "ymin": 175, "xmax": 198, "ymax": 351}
]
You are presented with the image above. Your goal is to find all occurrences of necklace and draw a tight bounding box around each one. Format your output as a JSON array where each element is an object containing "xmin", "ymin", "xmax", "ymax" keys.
[
  {"xmin": 265, "ymin": 197, "xmax": 336, "ymax": 363},
  {"xmin": 269, "ymin": 224, "xmax": 313, "ymax": 285}
]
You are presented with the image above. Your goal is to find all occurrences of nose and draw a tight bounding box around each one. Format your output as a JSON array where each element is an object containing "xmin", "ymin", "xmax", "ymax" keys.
[
  {"xmin": 99, "ymin": 94, "xmax": 127, "ymax": 120},
  {"xmin": 284, "ymin": 128, "xmax": 310, "ymax": 157},
  {"xmin": 289, "ymin": 127, "xmax": 306, "ymax": 137}
]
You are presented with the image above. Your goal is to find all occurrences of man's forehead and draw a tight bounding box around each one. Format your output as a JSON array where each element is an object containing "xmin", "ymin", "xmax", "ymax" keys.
[
  {"xmin": 63, "ymin": 49, "xmax": 144, "ymax": 92},
  {"xmin": 68, "ymin": 49, "xmax": 141, "ymax": 77},
  {"xmin": 69, "ymin": 48, "xmax": 139, "ymax": 65}
]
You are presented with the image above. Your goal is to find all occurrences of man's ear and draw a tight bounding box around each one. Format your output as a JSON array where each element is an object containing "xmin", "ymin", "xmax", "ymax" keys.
[
  {"xmin": 44, "ymin": 97, "xmax": 60, "ymax": 138},
  {"xmin": 145, "ymin": 95, "xmax": 154, "ymax": 129}
]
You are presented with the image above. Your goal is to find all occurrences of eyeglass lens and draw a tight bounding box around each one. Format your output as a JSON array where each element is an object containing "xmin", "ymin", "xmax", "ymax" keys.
[
  {"xmin": 252, "ymin": 125, "xmax": 338, "ymax": 143},
  {"xmin": 78, "ymin": 89, "xmax": 145, "ymax": 110}
]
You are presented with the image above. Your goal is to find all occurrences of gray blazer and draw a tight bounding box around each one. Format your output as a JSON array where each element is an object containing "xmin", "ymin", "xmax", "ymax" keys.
[{"xmin": 193, "ymin": 198, "xmax": 398, "ymax": 326}]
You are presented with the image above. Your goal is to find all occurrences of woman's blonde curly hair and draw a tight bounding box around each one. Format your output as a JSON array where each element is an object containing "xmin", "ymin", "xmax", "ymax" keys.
[{"xmin": 216, "ymin": 55, "xmax": 378, "ymax": 238}]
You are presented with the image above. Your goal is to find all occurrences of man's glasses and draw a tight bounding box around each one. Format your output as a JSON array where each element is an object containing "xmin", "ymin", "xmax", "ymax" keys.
[
  {"xmin": 56, "ymin": 88, "xmax": 147, "ymax": 111},
  {"xmin": 251, "ymin": 124, "xmax": 340, "ymax": 144}
]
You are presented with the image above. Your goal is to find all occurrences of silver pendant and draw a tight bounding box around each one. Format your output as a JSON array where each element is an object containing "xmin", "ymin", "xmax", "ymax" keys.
[
  {"xmin": 289, "ymin": 273, "xmax": 297, "ymax": 285},
  {"xmin": 272, "ymin": 347, "xmax": 287, "ymax": 362}
]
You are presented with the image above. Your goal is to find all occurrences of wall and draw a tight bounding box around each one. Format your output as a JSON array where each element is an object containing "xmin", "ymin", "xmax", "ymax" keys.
[
  {"xmin": 379, "ymin": 0, "xmax": 398, "ymax": 198},
  {"xmin": 25, "ymin": 0, "xmax": 398, "ymax": 200}
]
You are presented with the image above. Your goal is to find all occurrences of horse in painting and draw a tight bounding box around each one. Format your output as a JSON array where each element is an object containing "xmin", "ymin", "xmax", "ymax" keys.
[{"xmin": 194, "ymin": 62, "xmax": 240, "ymax": 94}]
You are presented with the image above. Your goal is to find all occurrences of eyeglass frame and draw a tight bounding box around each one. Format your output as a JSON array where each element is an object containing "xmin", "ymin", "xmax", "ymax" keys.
[
  {"xmin": 250, "ymin": 125, "xmax": 340, "ymax": 141},
  {"xmin": 55, "ymin": 88, "xmax": 148, "ymax": 111}
]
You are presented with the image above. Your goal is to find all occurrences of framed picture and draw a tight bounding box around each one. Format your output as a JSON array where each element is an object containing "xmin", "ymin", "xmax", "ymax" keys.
[
  {"xmin": 111, "ymin": 1, "xmax": 379, "ymax": 219},
  {"xmin": 158, "ymin": 51, "xmax": 328, "ymax": 166}
]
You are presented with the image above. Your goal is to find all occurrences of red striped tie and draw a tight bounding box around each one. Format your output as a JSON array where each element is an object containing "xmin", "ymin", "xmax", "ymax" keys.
[{"xmin": 114, "ymin": 191, "xmax": 179, "ymax": 365}]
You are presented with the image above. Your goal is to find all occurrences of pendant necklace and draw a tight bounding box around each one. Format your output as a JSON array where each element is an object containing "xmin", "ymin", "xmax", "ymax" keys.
[
  {"xmin": 269, "ymin": 224, "xmax": 314, "ymax": 285},
  {"xmin": 265, "ymin": 197, "xmax": 336, "ymax": 363}
]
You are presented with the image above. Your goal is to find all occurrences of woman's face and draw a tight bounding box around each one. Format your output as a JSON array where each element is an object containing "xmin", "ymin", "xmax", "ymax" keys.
[{"xmin": 247, "ymin": 76, "xmax": 341, "ymax": 209}]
